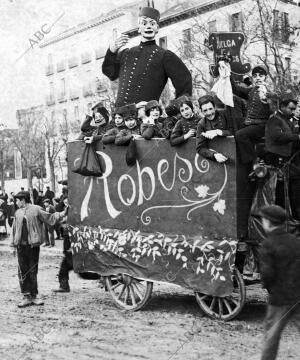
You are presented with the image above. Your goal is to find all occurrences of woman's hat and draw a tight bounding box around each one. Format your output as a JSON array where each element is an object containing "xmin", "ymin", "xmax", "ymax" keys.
[{"xmin": 145, "ymin": 100, "xmax": 160, "ymax": 112}]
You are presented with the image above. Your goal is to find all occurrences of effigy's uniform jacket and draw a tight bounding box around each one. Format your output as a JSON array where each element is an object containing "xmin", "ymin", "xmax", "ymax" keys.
[
  {"xmin": 102, "ymin": 40, "xmax": 192, "ymax": 107},
  {"xmin": 170, "ymin": 115, "xmax": 200, "ymax": 146}
]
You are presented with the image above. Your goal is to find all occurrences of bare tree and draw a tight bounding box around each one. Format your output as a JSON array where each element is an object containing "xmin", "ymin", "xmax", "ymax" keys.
[
  {"xmin": 13, "ymin": 109, "xmax": 45, "ymax": 201},
  {"xmin": 40, "ymin": 113, "xmax": 70, "ymax": 193},
  {"xmin": 176, "ymin": 0, "xmax": 299, "ymax": 98}
]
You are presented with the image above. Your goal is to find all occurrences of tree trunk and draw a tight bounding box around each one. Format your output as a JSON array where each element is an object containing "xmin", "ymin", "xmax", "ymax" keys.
[
  {"xmin": 0, "ymin": 150, "xmax": 5, "ymax": 193},
  {"xmin": 49, "ymin": 157, "xmax": 56, "ymax": 193},
  {"xmin": 27, "ymin": 167, "xmax": 34, "ymax": 203}
]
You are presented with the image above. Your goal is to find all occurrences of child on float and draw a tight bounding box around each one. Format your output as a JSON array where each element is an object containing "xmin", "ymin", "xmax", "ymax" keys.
[
  {"xmin": 170, "ymin": 99, "xmax": 200, "ymax": 146},
  {"xmin": 140, "ymin": 100, "xmax": 164, "ymax": 140},
  {"xmin": 102, "ymin": 106, "xmax": 126, "ymax": 144},
  {"xmin": 136, "ymin": 101, "xmax": 148, "ymax": 123},
  {"xmin": 78, "ymin": 102, "xmax": 111, "ymax": 144},
  {"xmin": 115, "ymin": 104, "xmax": 141, "ymax": 145},
  {"xmin": 158, "ymin": 102, "xmax": 180, "ymax": 139}
]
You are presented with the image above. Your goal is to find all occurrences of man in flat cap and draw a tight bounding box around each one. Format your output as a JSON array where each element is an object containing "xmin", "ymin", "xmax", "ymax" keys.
[
  {"xmin": 10, "ymin": 191, "xmax": 67, "ymax": 307},
  {"xmin": 102, "ymin": 6, "xmax": 192, "ymax": 107},
  {"xmin": 254, "ymin": 205, "xmax": 300, "ymax": 359}
]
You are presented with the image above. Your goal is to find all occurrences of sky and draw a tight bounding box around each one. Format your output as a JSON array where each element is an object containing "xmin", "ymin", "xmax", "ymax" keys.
[{"xmin": 0, "ymin": 0, "xmax": 137, "ymax": 128}]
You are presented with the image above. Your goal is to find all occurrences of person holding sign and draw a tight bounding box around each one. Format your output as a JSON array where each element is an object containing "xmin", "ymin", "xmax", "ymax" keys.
[
  {"xmin": 227, "ymin": 63, "xmax": 276, "ymax": 164},
  {"xmin": 102, "ymin": 6, "xmax": 192, "ymax": 107}
]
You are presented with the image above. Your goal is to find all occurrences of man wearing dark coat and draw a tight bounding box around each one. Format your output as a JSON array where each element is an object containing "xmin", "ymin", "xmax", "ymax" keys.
[
  {"xmin": 265, "ymin": 98, "xmax": 300, "ymax": 219},
  {"xmin": 102, "ymin": 6, "xmax": 192, "ymax": 107},
  {"xmin": 254, "ymin": 205, "xmax": 300, "ymax": 360}
]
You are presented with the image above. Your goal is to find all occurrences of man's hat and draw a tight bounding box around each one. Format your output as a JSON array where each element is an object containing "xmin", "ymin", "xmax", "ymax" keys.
[
  {"xmin": 14, "ymin": 191, "xmax": 30, "ymax": 201},
  {"xmin": 198, "ymin": 95, "xmax": 215, "ymax": 109},
  {"xmin": 43, "ymin": 198, "xmax": 51, "ymax": 204},
  {"xmin": 139, "ymin": 7, "xmax": 160, "ymax": 22},
  {"xmin": 252, "ymin": 205, "xmax": 288, "ymax": 224},
  {"xmin": 252, "ymin": 64, "xmax": 268, "ymax": 76}
]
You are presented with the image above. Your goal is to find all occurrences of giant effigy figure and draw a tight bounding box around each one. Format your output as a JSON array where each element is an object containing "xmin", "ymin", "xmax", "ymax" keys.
[{"xmin": 102, "ymin": 6, "xmax": 192, "ymax": 107}]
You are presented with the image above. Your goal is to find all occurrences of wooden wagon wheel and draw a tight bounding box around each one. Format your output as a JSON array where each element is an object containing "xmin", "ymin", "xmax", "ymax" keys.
[
  {"xmin": 105, "ymin": 274, "xmax": 153, "ymax": 311},
  {"xmin": 194, "ymin": 268, "xmax": 246, "ymax": 321}
]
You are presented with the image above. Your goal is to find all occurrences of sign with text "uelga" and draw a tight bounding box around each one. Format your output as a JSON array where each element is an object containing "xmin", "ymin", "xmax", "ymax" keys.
[{"xmin": 209, "ymin": 32, "xmax": 251, "ymax": 78}]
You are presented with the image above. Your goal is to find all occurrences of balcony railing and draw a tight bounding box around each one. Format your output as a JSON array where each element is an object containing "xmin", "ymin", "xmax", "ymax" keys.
[
  {"xmin": 57, "ymin": 61, "xmax": 66, "ymax": 72},
  {"xmin": 46, "ymin": 95, "xmax": 55, "ymax": 106},
  {"xmin": 57, "ymin": 92, "xmax": 67, "ymax": 103},
  {"xmin": 46, "ymin": 65, "xmax": 54, "ymax": 76},
  {"xmin": 81, "ymin": 52, "xmax": 92, "ymax": 64},
  {"xmin": 70, "ymin": 89, "xmax": 80, "ymax": 100},
  {"xmin": 68, "ymin": 56, "xmax": 78, "ymax": 68}
]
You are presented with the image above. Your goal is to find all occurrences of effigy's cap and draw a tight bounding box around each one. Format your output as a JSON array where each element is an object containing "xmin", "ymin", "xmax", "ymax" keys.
[{"xmin": 139, "ymin": 7, "xmax": 160, "ymax": 22}]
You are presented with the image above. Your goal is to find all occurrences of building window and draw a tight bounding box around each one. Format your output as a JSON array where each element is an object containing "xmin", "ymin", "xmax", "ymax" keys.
[
  {"xmin": 49, "ymin": 81, "xmax": 54, "ymax": 96},
  {"xmin": 273, "ymin": 10, "xmax": 290, "ymax": 42},
  {"xmin": 230, "ymin": 12, "xmax": 243, "ymax": 32},
  {"xmin": 208, "ymin": 20, "xmax": 217, "ymax": 33},
  {"xmin": 74, "ymin": 105, "xmax": 79, "ymax": 121},
  {"xmin": 159, "ymin": 36, "xmax": 167, "ymax": 49},
  {"xmin": 61, "ymin": 78, "xmax": 65, "ymax": 96},
  {"xmin": 182, "ymin": 28, "xmax": 193, "ymax": 57},
  {"xmin": 48, "ymin": 53, "xmax": 53, "ymax": 66},
  {"xmin": 281, "ymin": 12, "xmax": 290, "ymax": 43}
]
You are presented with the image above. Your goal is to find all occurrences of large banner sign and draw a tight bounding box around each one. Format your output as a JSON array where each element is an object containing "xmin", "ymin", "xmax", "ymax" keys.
[
  {"xmin": 68, "ymin": 138, "xmax": 238, "ymax": 296},
  {"xmin": 68, "ymin": 138, "xmax": 237, "ymax": 238}
]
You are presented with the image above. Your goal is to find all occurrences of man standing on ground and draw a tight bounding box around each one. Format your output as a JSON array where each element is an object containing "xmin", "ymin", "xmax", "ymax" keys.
[
  {"xmin": 255, "ymin": 205, "xmax": 300, "ymax": 360},
  {"xmin": 102, "ymin": 6, "xmax": 192, "ymax": 107},
  {"xmin": 10, "ymin": 191, "xmax": 66, "ymax": 308}
]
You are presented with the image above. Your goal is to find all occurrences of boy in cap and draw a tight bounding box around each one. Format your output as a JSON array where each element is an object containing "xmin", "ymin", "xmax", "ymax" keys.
[
  {"xmin": 102, "ymin": 6, "xmax": 192, "ymax": 107},
  {"xmin": 222, "ymin": 62, "xmax": 276, "ymax": 164},
  {"xmin": 254, "ymin": 205, "xmax": 300, "ymax": 360},
  {"xmin": 10, "ymin": 191, "xmax": 67, "ymax": 307}
]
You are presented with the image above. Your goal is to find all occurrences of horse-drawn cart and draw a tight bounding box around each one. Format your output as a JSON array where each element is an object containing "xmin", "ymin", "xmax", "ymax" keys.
[{"xmin": 68, "ymin": 137, "xmax": 252, "ymax": 320}]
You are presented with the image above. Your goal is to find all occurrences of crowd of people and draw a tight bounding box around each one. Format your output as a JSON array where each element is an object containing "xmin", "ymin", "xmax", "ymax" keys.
[
  {"xmin": 6, "ymin": 5, "xmax": 300, "ymax": 359},
  {"xmin": 77, "ymin": 64, "xmax": 300, "ymax": 222}
]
